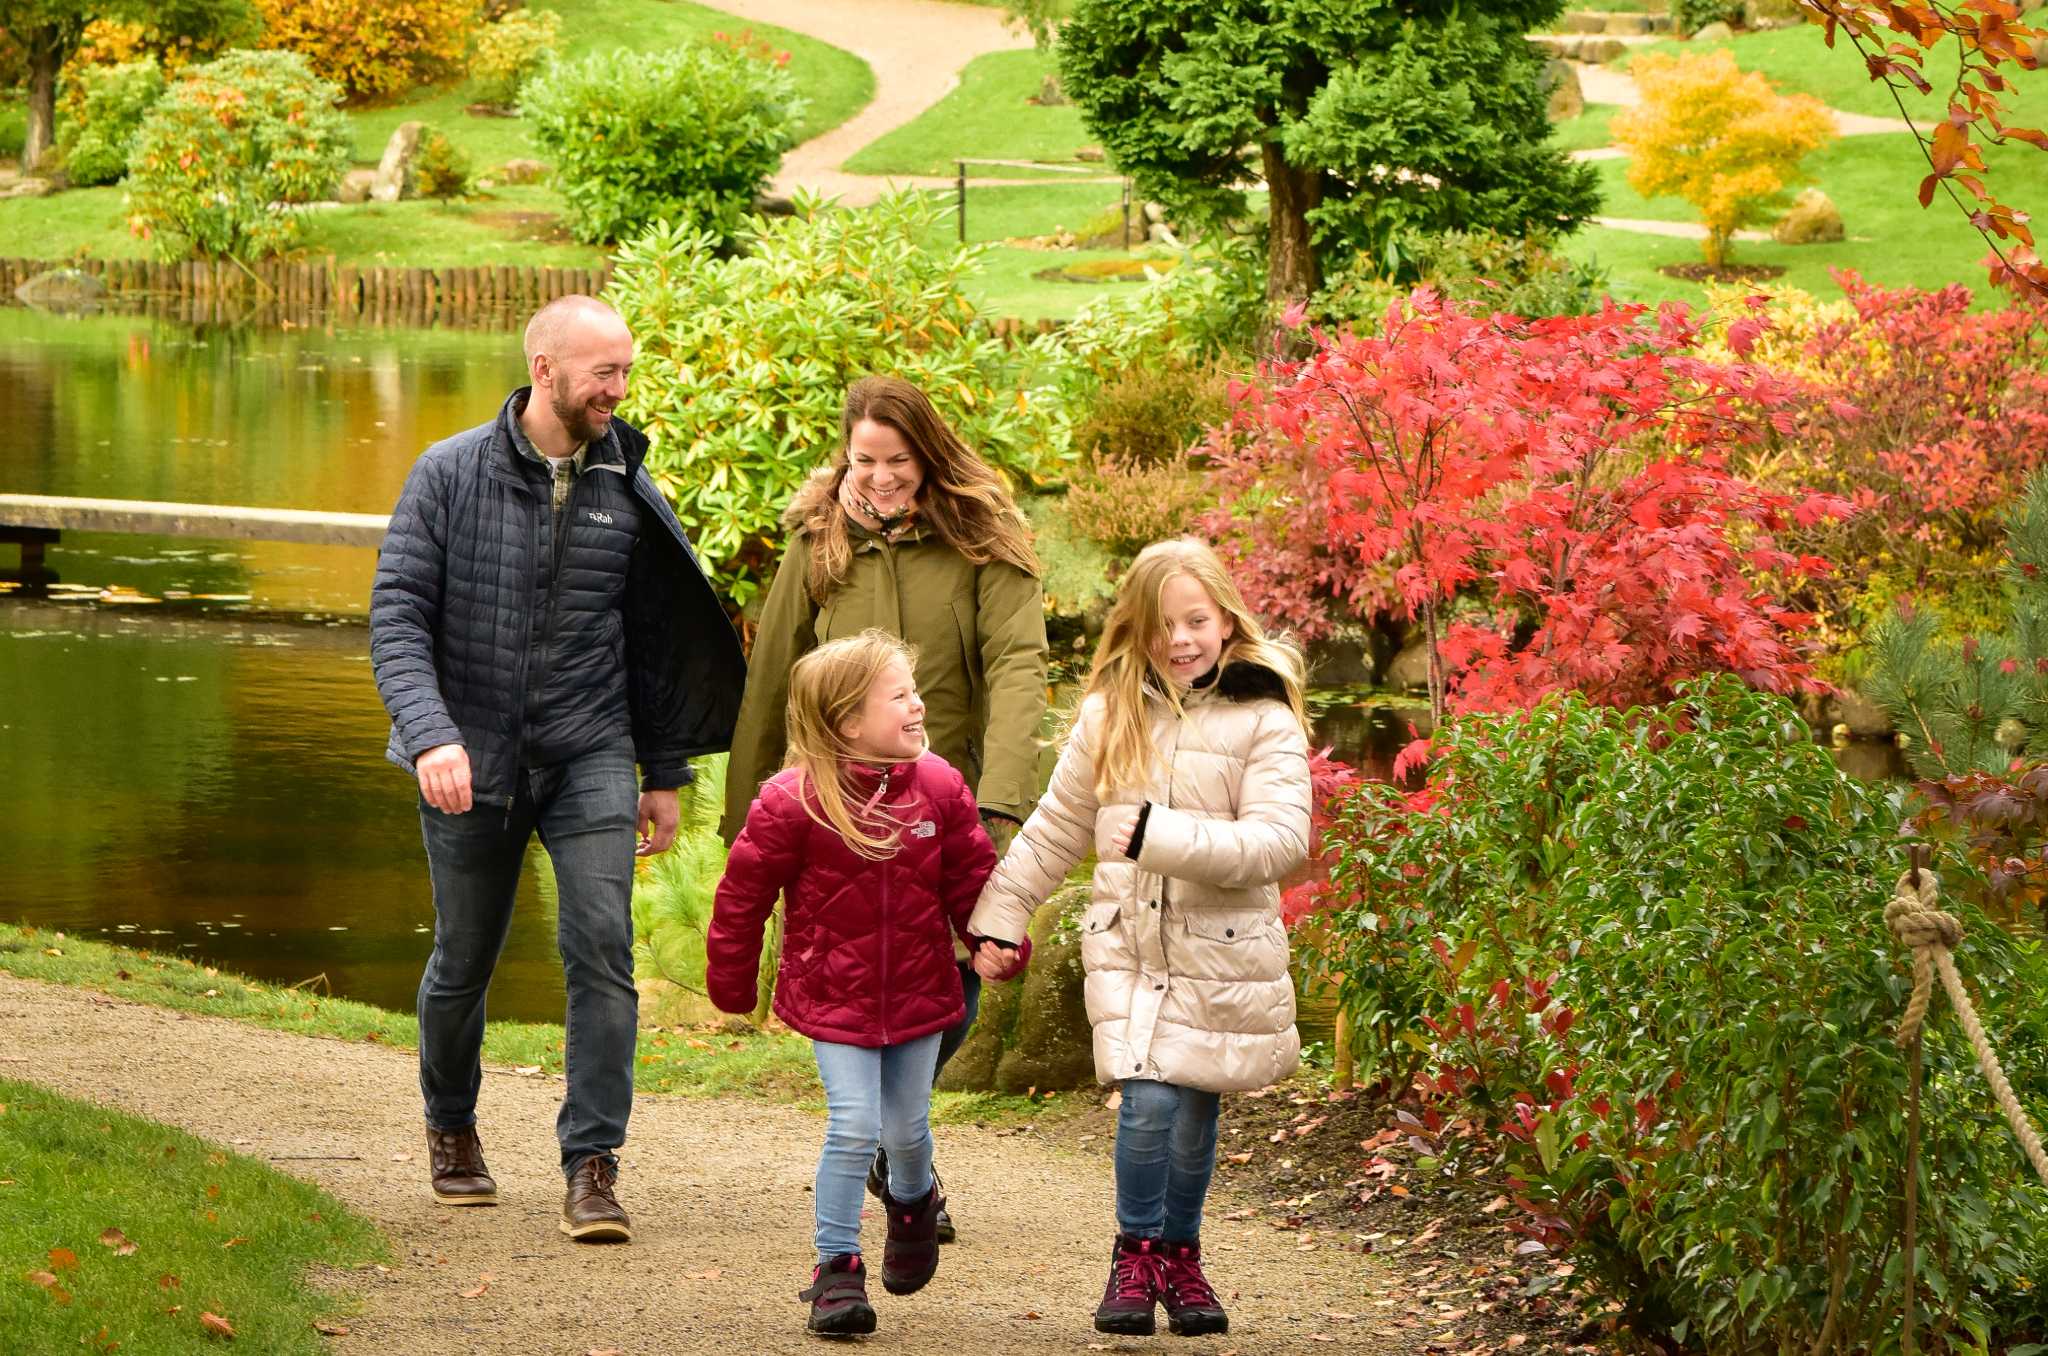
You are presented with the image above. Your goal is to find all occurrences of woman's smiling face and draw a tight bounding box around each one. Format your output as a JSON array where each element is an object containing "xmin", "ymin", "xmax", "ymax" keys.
[{"xmin": 845, "ymin": 418, "xmax": 924, "ymax": 518}]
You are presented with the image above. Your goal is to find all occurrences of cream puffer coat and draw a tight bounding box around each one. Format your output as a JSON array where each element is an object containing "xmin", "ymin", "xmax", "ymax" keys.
[{"xmin": 968, "ymin": 663, "xmax": 1312, "ymax": 1094}]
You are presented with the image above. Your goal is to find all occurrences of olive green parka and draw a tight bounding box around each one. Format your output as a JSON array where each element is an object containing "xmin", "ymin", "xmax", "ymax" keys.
[{"xmin": 719, "ymin": 519, "xmax": 1049, "ymax": 843}]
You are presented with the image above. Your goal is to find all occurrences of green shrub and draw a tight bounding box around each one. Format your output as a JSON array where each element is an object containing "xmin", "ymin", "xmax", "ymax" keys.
[
  {"xmin": 1675, "ymin": 0, "xmax": 1745, "ymax": 33},
  {"xmin": 1314, "ymin": 228, "xmax": 1607, "ymax": 329},
  {"xmin": 523, "ymin": 41, "xmax": 805, "ymax": 246},
  {"xmin": 607, "ymin": 191, "xmax": 1066, "ymax": 605},
  {"xmin": 127, "ymin": 49, "xmax": 349, "ymax": 260},
  {"xmin": 57, "ymin": 57, "xmax": 166, "ymax": 186},
  {"xmin": 631, "ymin": 754, "xmax": 729, "ymax": 1028},
  {"xmin": 412, "ymin": 128, "xmax": 470, "ymax": 199},
  {"xmin": 1318, "ymin": 677, "xmax": 2048, "ymax": 1353},
  {"xmin": 1069, "ymin": 356, "xmax": 1234, "ymax": 468},
  {"xmin": 470, "ymin": 7, "xmax": 561, "ymax": 110}
]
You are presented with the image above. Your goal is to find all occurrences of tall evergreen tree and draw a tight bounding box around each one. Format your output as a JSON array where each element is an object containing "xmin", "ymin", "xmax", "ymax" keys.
[{"xmin": 1055, "ymin": 0, "xmax": 1601, "ymax": 301}]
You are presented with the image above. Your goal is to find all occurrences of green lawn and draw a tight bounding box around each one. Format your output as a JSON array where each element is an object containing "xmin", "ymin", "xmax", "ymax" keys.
[
  {"xmin": 844, "ymin": 49, "xmax": 1098, "ymax": 176},
  {"xmin": 1619, "ymin": 22, "xmax": 2047, "ymax": 127},
  {"xmin": 0, "ymin": 1078, "xmax": 384, "ymax": 1354},
  {"xmin": 0, "ymin": 94, "xmax": 22, "ymax": 160},
  {"xmin": 1551, "ymin": 102, "xmax": 1620, "ymax": 154},
  {"xmin": 350, "ymin": 0, "xmax": 874, "ymax": 168},
  {"xmin": 1568, "ymin": 129, "xmax": 2044, "ymax": 305},
  {"xmin": 0, "ymin": 925, "xmax": 1043, "ymax": 1124}
]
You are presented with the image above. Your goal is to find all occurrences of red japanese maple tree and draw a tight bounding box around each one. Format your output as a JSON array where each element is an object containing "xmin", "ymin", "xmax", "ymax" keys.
[{"xmin": 1227, "ymin": 291, "xmax": 1851, "ymax": 720}]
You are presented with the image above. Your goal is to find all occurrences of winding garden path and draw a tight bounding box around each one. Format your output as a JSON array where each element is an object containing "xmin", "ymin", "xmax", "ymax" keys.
[
  {"xmin": 692, "ymin": 0, "xmax": 1088, "ymax": 205},
  {"xmin": 2, "ymin": 972, "xmax": 1397, "ymax": 1353}
]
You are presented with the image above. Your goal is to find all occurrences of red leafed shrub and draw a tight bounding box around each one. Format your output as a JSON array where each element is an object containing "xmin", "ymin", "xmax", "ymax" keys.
[{"xmin": 1208, "ymin": 291, "xmax": 1850, "ymax": 716}]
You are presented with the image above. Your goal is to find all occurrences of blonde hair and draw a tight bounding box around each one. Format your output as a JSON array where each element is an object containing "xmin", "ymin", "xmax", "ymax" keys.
[
  {"xmin": 1083, "ymin": 538, "xmax": 1307, "ymax": 799},
  {"xmin": 784, "ymin": 375, "xmax": 1040, "ymax": 602},
  {"xmin": 783, "ymin": 630, "xmax": 922, "ymax": 861}
]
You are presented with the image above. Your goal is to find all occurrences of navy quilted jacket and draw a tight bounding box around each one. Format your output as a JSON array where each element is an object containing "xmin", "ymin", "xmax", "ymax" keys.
[
  {"xmin": 370, "ymin": 389, "xmax": 745, "ymax": 801},
  {"xmin": 707, "ymin": 754, "xmax": 1016, "ymax": 1046}
]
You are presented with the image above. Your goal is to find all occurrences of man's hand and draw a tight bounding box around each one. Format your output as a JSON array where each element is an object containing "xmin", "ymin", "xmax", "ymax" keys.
[
  {"xmin": 637, "ymin": 788, "xmax": 680, "ymax": 857},
  {"xmin": 416, "ymin": 743, "xmax": 473, "ymax": 814}
]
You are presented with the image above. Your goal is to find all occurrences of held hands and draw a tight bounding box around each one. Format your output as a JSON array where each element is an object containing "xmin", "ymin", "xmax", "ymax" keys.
[
  {"xmin": 1109, "ymin": 808, "xmax": 1141, "ymax": 858},
  {"xmin": 637, "ymin": 789, "xmax": 680, "ymax": 857},
  {"xmin": 416, "ymin": 743, "xmax": 473, "ymax": 814},
  {"xmin": 972, "ymin": 940, "xmax": 1023, "ymax": 983}
]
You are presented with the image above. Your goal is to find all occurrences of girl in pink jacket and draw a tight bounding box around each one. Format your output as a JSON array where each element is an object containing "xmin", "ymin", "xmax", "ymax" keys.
[{"xmin": 708, "ymin": 629, "xmax": 1023, "ymax": 1338}]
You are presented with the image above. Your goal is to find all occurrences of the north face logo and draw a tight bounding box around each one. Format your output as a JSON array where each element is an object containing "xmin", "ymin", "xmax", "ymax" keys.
[
  {"xmin": 910, "ymin": 820, "xmax": 937, "ymax": 838},
  {"xmin": 586, "ymin": 509, "xmax": 615, "ymax": 525}
]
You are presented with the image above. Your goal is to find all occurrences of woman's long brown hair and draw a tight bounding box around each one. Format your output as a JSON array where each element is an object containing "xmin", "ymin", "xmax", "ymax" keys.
[{"xmin": 784, "ymin": 375, "xmax": 1039, "ymax": 602}]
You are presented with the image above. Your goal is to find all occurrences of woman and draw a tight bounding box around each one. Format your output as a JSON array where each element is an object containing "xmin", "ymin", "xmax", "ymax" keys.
[{"xmin": 721, "ymin": 373, "xmax": 1050, "ymax": 1243}]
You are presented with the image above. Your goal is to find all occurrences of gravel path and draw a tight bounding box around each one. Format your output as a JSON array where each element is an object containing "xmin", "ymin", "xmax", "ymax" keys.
[{"xmin": 3, "ymin": 974, "xmax": 1397, "ymax": 1354}]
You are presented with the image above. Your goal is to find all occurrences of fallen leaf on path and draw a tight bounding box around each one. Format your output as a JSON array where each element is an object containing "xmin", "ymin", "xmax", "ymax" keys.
[
  {"xmin": 221, "ymin": 1238, "xmax": 248, "ymax": 1249},
  {"xmin": 683, "ymin": 1268, "xmax": 722, "ymax": 1282},
  {"xmin": 1225, "ymin": 1151, "xmax": 1252, "ymax": 1164},
  {"xmin": 586, "ymin": 1349, "xmax": 624, "ymax": 1356},
  {"xmin": 1504, "ymin": 1336, "xmax": 1528, "ymax": 1348},
  {"xmin": 313, "ymin": 1321, "xmax": 349, "ymax": 1337},
  {"xmin": 48, "ymin": 1248, "xmax": 79, "ymax": 1272},
  {"xmin": 513, "ymin": 1065, "xmax": 542, "ymax": 1076},
  {"xmin": 1018, "ymin": 1310, "xmax": 1042, "ymax": 1319},
  {"xmin": 1222, "ymin": 1207, "xmax": 1256, "ymax": 1219},
  {"xmin": 1323, "ymin": 1311, "xmax": 1358, "ymax": 1321},
  {"xmin": 25, "ymin": 1269, "xmax": 62, "ymax": 1291},
  {"xmin": 459, "ymin": 1273, "xmax": 495, "ymax": 1298},
  {"xmin": 159, "ymin": 1274, "xmax": 181, "ymax": 1290},
  {"xmin": 686, "ymin": 1038, "xmax": 713, "ymax": 1050},
  {"xmin": 389, "ymin": 1153, "xmax": 413, "ymax": 1163},
  {"xmin": 99, "ymin": 1227, "xmax": 138, "ymax": 1255},
  {"xmin": 206, "ymin": 1185, "xmax": 221, "ymax": 1199},
  {"xmin": 199, "ymin": 1311, "xmax": 235, "ymax": 1338},
  {"xmin": 1481, "ymin": 1194, "xmax": 1508, "ymax": 1214}
]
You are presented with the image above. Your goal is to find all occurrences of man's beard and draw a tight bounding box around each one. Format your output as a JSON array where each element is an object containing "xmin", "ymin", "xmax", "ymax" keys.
[{"xmin": 552, "ymin": 386, "xmax": 608, "ymax": 444}]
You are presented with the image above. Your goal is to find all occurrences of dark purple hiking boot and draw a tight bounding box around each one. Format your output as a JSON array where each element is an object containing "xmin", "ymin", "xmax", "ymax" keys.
[
  {"xmin": 1162, "ymin": 1238, "xmax": 1229, "ymax": 1336},
  {"xmin": 798, "ymin": 1252, "xmax": 876, "ymax": 1337},
  {"xmin": 881, "ymin": 1182, "xmax": 942, "ymax": 1295},
  {"xmin": 1094, "ymin": 1233, "xmax": 1165, "ymax": 1336}
]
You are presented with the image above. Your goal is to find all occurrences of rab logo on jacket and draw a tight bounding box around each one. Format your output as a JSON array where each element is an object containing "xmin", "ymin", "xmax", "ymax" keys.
[
  {"xmin": 910, "ymin": 820, "xmax": 937, "ymax": 839},
  {"xmin": 586, "ymin": 509, "xmax": 615, "ymax": 525}
]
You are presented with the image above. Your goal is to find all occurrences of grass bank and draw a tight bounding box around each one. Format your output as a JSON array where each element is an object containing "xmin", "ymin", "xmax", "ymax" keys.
[
  {"xmin": 0, "ymin": 1077, "xmax": 385, "ymax": 1354},
  {"xmin": 0, "ymin": 925, "xmax": 1048, "ymax": 1126},
  {"xmin": 845, "ymin": 49, "xmax": 1094, "ymax": 176}
]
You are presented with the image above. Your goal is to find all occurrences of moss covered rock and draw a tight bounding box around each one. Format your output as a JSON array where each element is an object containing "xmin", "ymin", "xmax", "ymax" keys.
[{"xmin": 939, "ymin": 881, "xmax": 1098, "ymax": 1092}]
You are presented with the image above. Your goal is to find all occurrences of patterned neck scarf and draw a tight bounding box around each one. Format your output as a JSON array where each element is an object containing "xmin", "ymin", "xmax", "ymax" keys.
[{"xmin": 839, "ymin": 476, "xmax": 920, "ymax": 541}]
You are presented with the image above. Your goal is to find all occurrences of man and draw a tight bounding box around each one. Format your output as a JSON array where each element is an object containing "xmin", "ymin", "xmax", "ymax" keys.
[{"xmin": 371, "ymin": 295, "xmax": 744, "ymax": 1242}]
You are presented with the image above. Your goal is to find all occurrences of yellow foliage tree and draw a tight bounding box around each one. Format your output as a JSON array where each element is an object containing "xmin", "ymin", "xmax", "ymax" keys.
[
  {"xmin": 1613, "ymin": 48, "xmax": 1836, "ymax": 269},
  {"xmin": 252, "ymin": 0, "xmax": 470, "ymax": 103}
]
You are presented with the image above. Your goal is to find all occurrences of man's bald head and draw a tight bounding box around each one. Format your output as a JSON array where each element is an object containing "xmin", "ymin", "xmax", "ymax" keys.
[
  {"xmin": 521, "ymin": 295, "xmax": 635, "ymax": 450},
  {"xmin": 524, "ymin": 294, "xmax": 631, "ymax": 370}
]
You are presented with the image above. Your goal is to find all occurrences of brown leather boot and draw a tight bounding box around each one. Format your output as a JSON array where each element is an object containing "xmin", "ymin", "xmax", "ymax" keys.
[
  {"xmin": 425, "ymin": 1125, "xmax": 498, "ymax": 1207},
  {"xmin": 561, "ymin": 1155, "xmax": 632, "ymax": 1242}
]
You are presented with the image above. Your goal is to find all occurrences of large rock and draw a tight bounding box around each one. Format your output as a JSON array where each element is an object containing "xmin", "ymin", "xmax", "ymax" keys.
[
  {"xmin": 1579, "ymin": 36, "xmax": 1629, "ymax": 62},
  {"xmin": 369, "ymin": 121, "xmax": 426, "ymax": 204},
  {"xmin": 1562, "ymin": 11, "xmax": 1607, "ymax": 33},
  {"xmin": 2, "ymin": 176, "xmax": 53, "ymax": 199},
  {"xmin": 1604, "ymin": 12, "xmax": 1654, "ymax": 34},
  {"xmin": 938, "ymin": 884, "xmax": 1097, "ymax": 1093},
  {"xmin": 494, "ymin": 157, "xmax": 549, "ymax": 185},
  {"xmin": 1691, "ymin": 20, "xmax": 1736, "ymax": 40},
  {"xmin": 1830, "ymin": 688, "xmax": 1895, "ymax": 738},
  {"xmin": 15, "ymin": 267, "xmax": 105, "ymax": 308},
  {"xmin": 337, "ymin": 168, "xmax": 378, "ymax": 204},
  {"xmin": 1544, "ymin": 58, "xmax": 1585, "ymax": 121},
  {"xmin": 1385, "ymin": 636, "xmax": 1433, "ymax": 693},
  {"xmin": 1773, "ymin": 188, "xmax": 1844, "ymax": 244}
]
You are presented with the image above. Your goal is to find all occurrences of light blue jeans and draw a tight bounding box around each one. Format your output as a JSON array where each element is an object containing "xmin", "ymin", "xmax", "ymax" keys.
[
  {"xmin": 811, "ymin": 1032, "xmax": 943, "ymax": 1261},
  {"xmin": 1115, "ymin": 1078, "xmax": 1222, "ymax": 1241}
]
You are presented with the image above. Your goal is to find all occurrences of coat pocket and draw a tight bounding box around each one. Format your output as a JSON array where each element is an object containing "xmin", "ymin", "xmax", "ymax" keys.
[
  {"xmin": 1077, "ymin": 900, "xmax": 1126, "ymax": 972},
  {"xmin": 1175, "ymin": 909, "xmax": 1287, "ymax": 982}
]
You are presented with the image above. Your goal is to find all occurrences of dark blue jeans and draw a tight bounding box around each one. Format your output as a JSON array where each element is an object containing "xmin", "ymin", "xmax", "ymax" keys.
[
  {"xmin": 416, "ymin": 746, "xmax": 639, "ymax": 1178},
  {"xmin": 933, "ymin": 961, "xmax": 982, "ymax": 1078},
  {"xmin": 1115, "ymin": 1078, "xmax": 1222, "ymax": 1241}
]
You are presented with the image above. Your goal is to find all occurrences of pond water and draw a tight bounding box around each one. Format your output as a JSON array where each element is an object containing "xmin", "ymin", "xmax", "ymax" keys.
[{"xmin": 0, "ymin": 301, "xmax": 1908, "ymax": 1031}]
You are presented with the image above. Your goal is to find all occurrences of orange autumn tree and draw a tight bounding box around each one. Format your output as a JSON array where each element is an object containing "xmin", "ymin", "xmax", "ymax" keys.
[{"xmin": 1615, "ymin": 48, "xmax": 1838, "ymax": 269}]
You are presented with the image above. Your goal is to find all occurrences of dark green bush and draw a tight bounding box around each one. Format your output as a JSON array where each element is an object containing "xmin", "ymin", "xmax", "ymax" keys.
[
  {"xmin": 522, "ymin": 40, "xmax": 804, "ymax": 245},
  {"xmin": 1676, "ymin": 0, "xmax": 1746, "ymax": 34},
  {"xmin": 1070, "ymin": 357, "xmax": 1234, "ymax": 469},
  {"xmin": 1319, "ymin": 677, "xmax": 2048, "ymax": 1353},
  {"xmin": 58, "ymin": 58, "xmax": 167, "ymax": 186},
  {"xmin": 1314, "ymin": 228, "xmax": 1606, "ymax": 329}
]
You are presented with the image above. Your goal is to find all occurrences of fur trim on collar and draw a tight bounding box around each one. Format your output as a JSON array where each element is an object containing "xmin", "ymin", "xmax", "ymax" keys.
[{"xmin": 1214, "ymin": 661, "xmax": 1290, "ymax": 704}]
